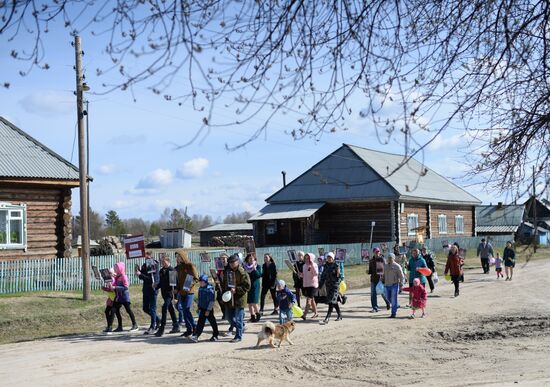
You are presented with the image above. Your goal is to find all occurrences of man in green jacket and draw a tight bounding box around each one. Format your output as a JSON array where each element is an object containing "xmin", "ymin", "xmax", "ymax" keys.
[{"xmin": 222, "ymin": 254, "xmax": 251, "ymax": 343}]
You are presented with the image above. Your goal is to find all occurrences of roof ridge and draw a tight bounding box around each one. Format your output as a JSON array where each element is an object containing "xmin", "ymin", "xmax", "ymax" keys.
[{"xmin": 0, "ymin": 116, "xmax": 79, "ymax": 177}]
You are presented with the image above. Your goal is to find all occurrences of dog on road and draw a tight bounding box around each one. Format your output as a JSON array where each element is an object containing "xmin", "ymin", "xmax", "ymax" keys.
[{"xmin": 256, "ymin": 321, "xmax": 296, "ymax": 348}]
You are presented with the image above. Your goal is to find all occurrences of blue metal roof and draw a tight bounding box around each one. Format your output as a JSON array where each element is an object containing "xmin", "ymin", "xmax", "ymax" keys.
[
  {"xmin": 0, "ymin": 116, "xmax": 79, "ymax": 181},
  {"xmin": 267, "ymin": 144, "xmax": 481, "ymax": 205}
]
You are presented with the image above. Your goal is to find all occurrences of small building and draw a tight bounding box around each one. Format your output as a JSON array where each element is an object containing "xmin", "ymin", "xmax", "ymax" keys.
[
  {"xmin": 160, "ymin": 227, "xmax": 192, "ymax": 248},
  {"xmin": 0, "ymin": 117, "xmax": 80, "ymax": 259},
  {"xmin": 475, "ymin": 203, "xmax": 525, "ymax": 238},
  {"xmin": 249, "ymin": 144, "xmax": 481, "ymax": 247},
  {"xmin": 518, "ymin": 222, "xmax": 550, "ymax": 245},
  {"xmin": 198, "ymin": 223, "xmax": 253, "ymax": 246}
]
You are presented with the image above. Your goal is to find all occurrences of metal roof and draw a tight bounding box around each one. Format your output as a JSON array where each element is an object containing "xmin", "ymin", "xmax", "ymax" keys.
[
  {"xmin": 248, "ymin": 202, "xmax": 325, "ymax": 221},
  {"xmin": 0, "ymin": 116, "xmax": 79, "ymax": 181},
  {"xmin": 475, "ymin": 225, "xmax": 519, "ymax": 233},
  {"xmin": 475, "ymin": 205, "xmax": 525, "ymax": 229},
  {"xmin": 199, "ymin": 223, "xmax": 253, "ymax": 232},
  {"xmin": 267, "ymin": 144, "xmax": 481, "ymax": 205}
]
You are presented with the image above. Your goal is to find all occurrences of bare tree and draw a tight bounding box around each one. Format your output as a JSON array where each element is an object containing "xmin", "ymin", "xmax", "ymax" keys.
[{"xmin": 2, "ymin": 1, "xmax": 549, "ymax": 196}]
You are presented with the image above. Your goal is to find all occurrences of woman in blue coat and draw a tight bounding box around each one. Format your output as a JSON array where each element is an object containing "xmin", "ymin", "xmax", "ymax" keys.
[{"xmin": 244, "ymin": 253, "xmax": 263, "ymax": 322}]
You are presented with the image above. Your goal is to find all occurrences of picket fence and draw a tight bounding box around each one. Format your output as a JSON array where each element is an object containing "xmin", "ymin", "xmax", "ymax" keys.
[{"xmin": 0, "ymin": 235, "xmax": 511, "ymax": 294}]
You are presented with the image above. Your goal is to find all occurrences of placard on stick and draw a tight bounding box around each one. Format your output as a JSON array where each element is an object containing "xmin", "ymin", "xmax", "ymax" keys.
[
  {"xmin": 215, "ymin": 257, "xmax": 225, "ymax": 271},
  {"xmin": 245, "ymin": 238, "xmax": 256, "ymax": 253},
  {"xmin": 226, "ymin": 270, "xmax": 236, "ymax": 288},
  {"xmin": 169, "ymin": 270, "xmax": 178, "ymax": 287},
  {"xmin": 335, "ymin": 248, "xmax": 346, "ymax": 262},
  {"xmin": 124, "ymin": 234, "xmax": 145, "ymax": 259},
  {"xmin": 361, "ymin": 249, "xmax": 370, "ymax": 262},
  {"xmin": 287, "ymin": 249, "xmax": 297, "ymax": 263},
  {"xmin": 182, "ymin": 274, "xmax": 194, "ymax": 291},
  {"xmin": 284, "ymin": 259, "xmax": 297, "ymax": 273},
  {"xmin": 200, "ymin": 252, "xmax": 211, "ymax": 263},
  {"xmin": 91, "ymin": 265, "xmax": 101, "ymax": 280},
  {"xmin": 441, "ymin": 240, "xmax": 449, "ymax": 248},
  {"xmin": 100, "ymin": 268, "xmax": 112, "ymax": 282}
]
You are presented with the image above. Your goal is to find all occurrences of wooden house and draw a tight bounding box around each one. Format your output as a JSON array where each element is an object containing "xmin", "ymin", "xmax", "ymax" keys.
[
  {"xmin": 0, "ymin": 117, "xmax": 80, "ymax": 259},
  {"xmin": 249, "ymin": 144, "xmax": 481, "ymax": 247},
  {"xmin": 475, "ymin": 203, "xmax": 525, "ymax": 238}
]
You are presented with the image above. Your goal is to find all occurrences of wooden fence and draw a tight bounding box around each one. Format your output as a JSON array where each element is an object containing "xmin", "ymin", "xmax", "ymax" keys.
[{"xmin": 0, "ymin": 235, "xmax": 511, "ymax": 294}]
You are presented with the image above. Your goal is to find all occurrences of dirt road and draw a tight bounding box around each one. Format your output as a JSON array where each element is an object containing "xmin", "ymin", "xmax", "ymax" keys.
[{"xmin": 1, "ymin": 259, "xmax": 549, "ymax": 386}]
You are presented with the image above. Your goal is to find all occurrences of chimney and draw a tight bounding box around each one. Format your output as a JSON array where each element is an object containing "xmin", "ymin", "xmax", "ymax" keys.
[
  {"xmin": 497, "ymin": 202, "xmax": 503, "ymax": 209},
  {"xmin": 281, "ymin": 171, "xmax": 287, "ymax": 187}
]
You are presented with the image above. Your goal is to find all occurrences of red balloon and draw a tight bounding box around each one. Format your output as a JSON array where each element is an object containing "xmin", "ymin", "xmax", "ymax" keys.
[{"xmin": 417, "ymin": 267, "xmax": 432, "ymax": 276}]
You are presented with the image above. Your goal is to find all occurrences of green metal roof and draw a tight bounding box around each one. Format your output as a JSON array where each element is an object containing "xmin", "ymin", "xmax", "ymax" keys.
[{"xmin": 0, "ymin": 116, "xmax": 79, "ymax": 181}]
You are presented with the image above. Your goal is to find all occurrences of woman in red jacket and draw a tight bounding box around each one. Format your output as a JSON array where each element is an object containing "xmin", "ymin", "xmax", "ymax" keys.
[{"xmin": 444, "ymin": 245, "xmax": 464, "ymax": 297}]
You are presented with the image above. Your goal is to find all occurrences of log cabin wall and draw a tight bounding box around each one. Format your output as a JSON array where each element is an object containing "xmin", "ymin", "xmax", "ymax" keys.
[
  {"xmin": 315, "ymin": 202, "xmax": 393, "ymax": 244},
  {"xmin": 0, "ymin": 184, "xmax": 72, "ymax": 260},
  {"xmin": 430, "ymin": 204, "xmax": 474, "ymax": 238}
]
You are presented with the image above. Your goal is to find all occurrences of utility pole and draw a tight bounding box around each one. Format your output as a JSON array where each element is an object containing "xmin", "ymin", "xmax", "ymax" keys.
[
  {"xmin": 533, "ymin": 166, "xmax": 538, "ymax": 253},
  {"xmin": 75, "ymin": 35, "xmax": 91, "ymax": 300}
]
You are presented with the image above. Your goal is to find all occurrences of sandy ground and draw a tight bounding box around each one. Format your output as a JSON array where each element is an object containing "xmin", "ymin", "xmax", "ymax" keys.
[{"xmin": 1, "ymin": 260, "xmax": 549, "ymax": 387}]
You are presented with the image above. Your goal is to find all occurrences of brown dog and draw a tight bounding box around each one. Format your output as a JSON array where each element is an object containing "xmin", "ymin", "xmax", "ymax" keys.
[{"xmin": 256, "ymin": 321, "xmax": 296, "ymax": 348}]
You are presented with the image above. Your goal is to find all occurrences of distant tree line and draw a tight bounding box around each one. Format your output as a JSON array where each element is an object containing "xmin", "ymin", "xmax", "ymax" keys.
[{"xmin": 71, "ymin": 208, "xmax": 253, "ymax": 241}]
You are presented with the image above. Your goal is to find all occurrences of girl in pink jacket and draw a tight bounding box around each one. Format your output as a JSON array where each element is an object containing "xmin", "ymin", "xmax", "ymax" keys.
[{"xmin": 301, "ymin": 253, "xmax": 319, "ymax": 320}]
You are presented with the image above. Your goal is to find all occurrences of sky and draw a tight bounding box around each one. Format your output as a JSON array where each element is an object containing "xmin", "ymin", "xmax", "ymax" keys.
[{"xmin": 0, "ymin": 11, "xmax": 510, "ymax": 223}]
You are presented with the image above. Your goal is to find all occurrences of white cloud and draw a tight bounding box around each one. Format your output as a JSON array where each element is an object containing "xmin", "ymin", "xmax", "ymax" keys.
[
  {"xmin": 177, "ymin": 158, "xmax": 209, "ymax": 179},
  {"xmin": 428, "ymin": 133, "xmax": 463, "ymax": 151},
  {"xmin": 97, "ymin": 164, "xmax": 117, "ymax": 176},
  {"xmin": 19, "ymin": 90, "xmax": 73, "ymax": 116},
  {"xmin": 136, "ymin": 168, "xmax": 173, "ymax": 189}
]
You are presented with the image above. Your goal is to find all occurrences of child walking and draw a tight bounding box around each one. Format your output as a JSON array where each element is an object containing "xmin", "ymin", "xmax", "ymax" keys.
[
  {"xmin": 102, "ymin": 268, "xmax": 121, "ymax": 333},
  {"xmin": 190, "ymin": 274, "xmax": 219, "ymax": 342},
  {"xmin": 494, "ymin": 253, "xmax": 504, "ymax": 279},
  {"xmin": 275, "ymin": 279, "xmax": 296, "ymax": 324},
  {"xmin": 402, "ymin": 278, "xmax": 427, "ymax": 318},
  {"xmin": 110, "ymin": 262, "xmax": 138, "ymax": 332}
]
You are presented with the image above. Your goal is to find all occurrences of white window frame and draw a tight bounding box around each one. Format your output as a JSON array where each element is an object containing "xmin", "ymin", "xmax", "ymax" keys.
[
  {"xmin": 0, "ymin": 203, "xmax": 27, "ymax": 250},
  {"xmin": 407, "ymin": 214, "xmax": 418, "ymax": 236},
  {"xmin": 455, "ymin": 215, "xmax": 464, "ymax": 234},
  {"xmin": 438, "ymin": 214, "xmax": 447, "ymax": 234}
]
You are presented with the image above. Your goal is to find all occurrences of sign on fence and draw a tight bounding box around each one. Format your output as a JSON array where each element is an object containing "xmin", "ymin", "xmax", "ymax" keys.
[{"xmin": 124, "ymin": 235, "xmax": 145, "ymax": 259}]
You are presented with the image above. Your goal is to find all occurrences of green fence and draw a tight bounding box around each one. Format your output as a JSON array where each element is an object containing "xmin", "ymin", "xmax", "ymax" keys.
[
  {"xmin": 0, "ymin": 235, "xmax": 512, "ymax": 294},
  {"xmin": 0, "ymin": 248, "xmax": 244, "ymax": 294}
]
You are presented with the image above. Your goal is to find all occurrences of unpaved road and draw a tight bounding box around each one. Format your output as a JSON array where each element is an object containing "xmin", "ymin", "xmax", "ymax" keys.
[{"xmin": 1, "ymin": 259, "xmax": 549, "ymax": 386}]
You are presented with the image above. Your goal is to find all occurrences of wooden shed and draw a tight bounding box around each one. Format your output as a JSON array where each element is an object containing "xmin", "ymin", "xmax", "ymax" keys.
[
  {"xmin": 249, "ymin": 144, "xmax": 481, "ymax": 247},
  {"xmin": 198, "ymin": 223, "xmax": 253, "ymax": 246},
  {"xmin": 0, "ymin": 117, "xmax": 80, "ymax": 259}
]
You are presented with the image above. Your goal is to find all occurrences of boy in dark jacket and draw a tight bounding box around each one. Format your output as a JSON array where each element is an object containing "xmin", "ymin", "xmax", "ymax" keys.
[
  {"xmin": 154, "ymin": 255, "xmax": 180, "ymax": 337},
  {"xmin": 135, "ymin": 251, "xmax": 160, "ymax": 334},
  {"xmin": 190, "ymin": 274, "xmax": 219, "ymax": 342}
]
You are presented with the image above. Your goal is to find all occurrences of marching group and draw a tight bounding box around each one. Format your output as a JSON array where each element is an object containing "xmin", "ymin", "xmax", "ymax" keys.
[{"xmin": 100, "ymin": 238, "xmax": 516, "ymax": 342}]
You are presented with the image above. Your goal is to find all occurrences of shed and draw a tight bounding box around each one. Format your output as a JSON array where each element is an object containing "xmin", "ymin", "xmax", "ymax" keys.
[
  {"xmin": 475, "ymin": 204, "xmax": 524, "ymax": 237},
  {"xmin": 160, "ymin": 227, "xmax": 192, "ymax": 248},
  {"xmin": 198, "ymin": 223, "xmax": 253, "ymax": 246},
  {"xmin": 0, "ymin": 117, "xmax": 80, "ymax": 259},
  {"xmin": 249, "ymin": 144, "xmax": 481, "ymax": 247},
  {"xmin": 518, "ymin": 222, "xmax": 550, "ymax": 245}
]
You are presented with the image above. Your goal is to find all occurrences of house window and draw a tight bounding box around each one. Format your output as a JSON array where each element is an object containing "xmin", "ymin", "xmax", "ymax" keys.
[
  {"xmin": 438, "ymin": 214, "xmax": 447, "ymax": 234},
  {"xmin": 455, "ymin": 215, "xmax": 464, "ymax": 234},
  {"xmin": 0, "ymin": 203, "xmax": 26, "ymax": 249},
  {"xmin": 407, "ymin": 214, "xmax": 418, "ymax": 236}
]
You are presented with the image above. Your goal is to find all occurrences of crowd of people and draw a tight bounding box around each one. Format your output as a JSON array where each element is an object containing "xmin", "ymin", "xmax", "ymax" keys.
[{"xmin": 100, "ymin": 239, "xmax": 516, "ymax": 340}]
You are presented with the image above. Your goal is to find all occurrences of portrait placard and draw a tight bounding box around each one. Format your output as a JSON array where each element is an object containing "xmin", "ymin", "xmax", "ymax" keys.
[
  {"xmin": 215, "ymin": 257, "xmax": 225, "ymax": 271},
  {"xmin": 100, "ymin": 268, "xmax": 112, "ymax": 282},
  {"xmin": 200, "ymin": 252, "xmax": 211, "ymax": 263},
  {"xmin": 226, "ymin": 270, "xmax": 236, "ymax": 288},
  {"xmin": 361, "ymin": 249, "xmax": 370, "ymax": 262},
  {"xmin": 335, "ymin": 248, "xmax": 346, "ymax": 262},
  {"xmin": 91, "ymin": 265, "xmax": 101, "ymax": 280},
  {"xmin": 182, "ymin": 274, "xmax": 194, "ymax": 291},
  {"xmin": 287, "ymin": 249, "xmax": 297, "ymax": 263},
  {"xmin": 169, "ymin": 270, "xmax": 178, "ymax": 287}
]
